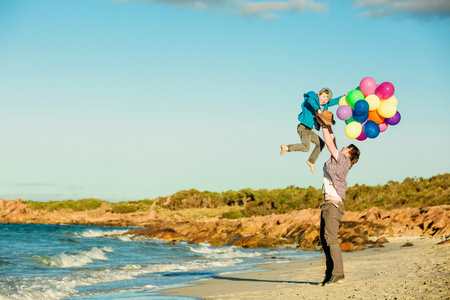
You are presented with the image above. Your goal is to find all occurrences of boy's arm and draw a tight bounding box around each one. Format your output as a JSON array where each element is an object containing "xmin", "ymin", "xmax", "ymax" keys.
[
  {"xmin": 322, "ymin": 125, "xmax": 339, "ymax": 160},
  {"xmin": 328, "ymin": 95, "xmax": 343, "ymax": 107}
]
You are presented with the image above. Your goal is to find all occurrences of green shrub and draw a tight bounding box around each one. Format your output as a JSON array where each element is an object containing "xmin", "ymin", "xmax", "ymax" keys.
[
  {"xmin": 25, "ymin": 198, "xmax": 104, "ymax": 212},
  {"xmin": 222, "ymin": 209, "xmax": 245, "ymax": 219},
  {"xmin": 111, "ymin": 204, "xmax": 138, "ymax": 214},
  {"xmin": 24, "ymin": 173, "xmax": 450, "ymax": 217}
]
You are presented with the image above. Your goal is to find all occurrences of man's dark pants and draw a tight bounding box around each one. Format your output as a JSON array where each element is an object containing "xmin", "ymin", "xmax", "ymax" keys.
[{"xmin": 320, "ymin": 202, "xmax": 345, "ymax": 279}]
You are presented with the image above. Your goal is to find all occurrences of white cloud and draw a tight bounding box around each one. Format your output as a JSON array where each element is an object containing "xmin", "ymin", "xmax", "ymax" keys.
[
  {"xmin": 113, "ymin": 0, "xmax": 329, "ymax": 19},
  {"xmin": 113, "ymin": 0, "xmax": 450, "ymax": 19},
  {"xmin": 349, "ymin": 0, "xmax": 450, "ymax": 18},
  {"xmin": 113, "ymin": 0, "xmax": 226, "ymax": 10},
  {"xmin": 240, "ymin": 0, "xmax": 328, "ymax": 19}
]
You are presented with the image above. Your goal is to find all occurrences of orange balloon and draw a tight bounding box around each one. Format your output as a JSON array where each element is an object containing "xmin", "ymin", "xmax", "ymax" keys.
[{"xmin": 368, "ymin": 110, "xmax": 385, "ymax": 124}]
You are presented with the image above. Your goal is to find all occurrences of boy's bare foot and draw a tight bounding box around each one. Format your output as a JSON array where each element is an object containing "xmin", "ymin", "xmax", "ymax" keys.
[
  {"xmin": 280, "ymin": 144, "xmax": 289, "ymax": 156},
  {"xmin": 307, "ymin": 160, "xmax": 315, "ymax": 173}
]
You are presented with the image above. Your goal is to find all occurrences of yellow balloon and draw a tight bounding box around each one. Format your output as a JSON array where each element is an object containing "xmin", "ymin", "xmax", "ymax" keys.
[
  {"xmin": 365, "ymin": 94, "xmax": 380, "ymax": 111},
  {"xmin": 377, "ymin": 102, "xmax": 397, "ymax": 118},
  {"xmin": 385, "ymin": 95, "xmax": 398, "ymax": 107},
  {"xmin": 345, "ymin": 122, "xmax": 362, "ymax": 139},
  {"xmin": 338, "ymin": 96, "xmax": 349, "ymax": 107}
]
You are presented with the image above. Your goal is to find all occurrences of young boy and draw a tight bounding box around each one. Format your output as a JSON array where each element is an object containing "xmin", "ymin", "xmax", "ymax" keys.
[
  {"xmin": 281, "ymin": 88, "xmax": 341, "ymax": 173},
  {"xmin": 320, "ymin": 124, "xmax": 360, "ymax": 286}
]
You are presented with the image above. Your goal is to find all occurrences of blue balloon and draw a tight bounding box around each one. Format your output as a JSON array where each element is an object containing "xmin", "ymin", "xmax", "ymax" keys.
[
  {"xmin": 354, "ymin": 100, "xmax": 369, "ymax": 115},
  {"xmin": 353, "ymin": 111, "xmax": 369, "ymax": 123},
  {"xmin": 363, "ymin": 120, "xmax": 380, "ymax": 139}
]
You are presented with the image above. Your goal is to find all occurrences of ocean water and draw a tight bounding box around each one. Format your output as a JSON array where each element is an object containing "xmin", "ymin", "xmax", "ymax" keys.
[{"xmin": 0, "ymin": 223, "xmax": 321, "ymax": 299}]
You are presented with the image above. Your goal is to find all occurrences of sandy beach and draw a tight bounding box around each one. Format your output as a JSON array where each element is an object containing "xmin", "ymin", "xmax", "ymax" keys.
[{"xmin": 163, "ymin": 236, "xmax": 449, "ymax": 299}]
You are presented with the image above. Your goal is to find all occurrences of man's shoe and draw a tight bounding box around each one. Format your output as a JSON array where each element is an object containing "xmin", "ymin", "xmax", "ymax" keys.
[
  {"xmin": 321, "ymin": 275, "xmax": 331, "ymax": 285},
  {"xmin": 323, "ymin": 275, "xmax": 345, "ymax": 286}
]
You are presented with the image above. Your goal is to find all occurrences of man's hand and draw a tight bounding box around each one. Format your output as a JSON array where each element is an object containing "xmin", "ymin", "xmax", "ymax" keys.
[{"xmin": 316, "ymin": 110, "xmax": 326, "ymax": 127}]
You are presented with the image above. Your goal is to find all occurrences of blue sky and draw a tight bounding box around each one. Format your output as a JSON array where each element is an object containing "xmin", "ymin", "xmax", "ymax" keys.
[{"xmin": 1, "ymin": 0, "xmax": 449, "ymax": 202}]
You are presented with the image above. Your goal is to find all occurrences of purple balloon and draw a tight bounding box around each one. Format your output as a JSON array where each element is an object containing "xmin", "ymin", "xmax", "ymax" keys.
[
  {"xmin": 385, "ymin": 111, "xmax": 401, "ymax": 125},
  {"xmin": 375, "ymin": 82, "xmax": 395, "ymax": 100},
  {"xmin": 337, "ymin": 105, "xmax": 352, "ymax": 121}
]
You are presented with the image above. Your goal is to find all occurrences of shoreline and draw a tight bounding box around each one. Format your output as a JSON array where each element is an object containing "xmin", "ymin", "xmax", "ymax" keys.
[{"xmin": 160, "ymin": 235, "xmax": 449, "ymax": 299}]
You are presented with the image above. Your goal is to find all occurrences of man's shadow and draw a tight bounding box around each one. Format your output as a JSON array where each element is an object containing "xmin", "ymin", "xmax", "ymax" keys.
[{"xmin": 212, "ymin": 275, "xmax": 320, "ymax": 286}]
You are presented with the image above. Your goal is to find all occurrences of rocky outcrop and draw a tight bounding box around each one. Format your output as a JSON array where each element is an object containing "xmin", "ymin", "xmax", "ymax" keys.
[
  {"xmin": 0, "ymin": 198, "xmax": 161, "ymax": 227},
  {"xmin": 0, "ymin": 198, "xmax": 29, "ymax": 220},
  {"xmin": 121, "ymin": 205, "xmax": 449, "ymax": 251},
  {"xmin": 1, "ymin": 197, "xmax": 449, "ymax": 251}
]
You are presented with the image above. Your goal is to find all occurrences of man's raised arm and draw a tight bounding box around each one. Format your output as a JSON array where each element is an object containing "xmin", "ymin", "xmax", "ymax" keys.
[{"xmin": 322, "ymin": 125, "xmax": 339, "ymax": 160}]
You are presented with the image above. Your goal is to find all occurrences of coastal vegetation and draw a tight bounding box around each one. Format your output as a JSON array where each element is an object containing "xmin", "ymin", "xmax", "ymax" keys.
[{"xmin": 23, "ymin": 174, "xmax": 449, "ymax": 219}]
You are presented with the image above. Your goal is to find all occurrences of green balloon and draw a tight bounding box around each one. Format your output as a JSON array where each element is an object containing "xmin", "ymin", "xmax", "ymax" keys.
[
  {"xmin": 347, "ymin": 90, "xmax": 364, "ymax": 107},
  {"xmin": 345, "ymin": 116, "xmax": 355, "ymax": 125}
]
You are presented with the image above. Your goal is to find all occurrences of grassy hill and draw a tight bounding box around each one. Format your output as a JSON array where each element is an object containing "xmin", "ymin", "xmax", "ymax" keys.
[{"xmin": 24, "ymin": 173, "xmax": 449, "ymax": 219}]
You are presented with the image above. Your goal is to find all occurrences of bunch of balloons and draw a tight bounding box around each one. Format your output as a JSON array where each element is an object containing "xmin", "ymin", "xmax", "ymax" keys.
[{"xmin": 336, "ymin": 77, "xmax": 401, "ymax": 141}]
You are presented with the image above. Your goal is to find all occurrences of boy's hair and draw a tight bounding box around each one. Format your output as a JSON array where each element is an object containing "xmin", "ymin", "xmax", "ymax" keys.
[{"xmin": 348, "ymin": 144, "xmax": 360, "ymax": 166}]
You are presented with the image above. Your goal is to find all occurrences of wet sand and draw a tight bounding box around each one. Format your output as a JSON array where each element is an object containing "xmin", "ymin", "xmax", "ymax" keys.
[{"xmin": 162, "ymin": 236, "xmax": 449, "ymax": 299}]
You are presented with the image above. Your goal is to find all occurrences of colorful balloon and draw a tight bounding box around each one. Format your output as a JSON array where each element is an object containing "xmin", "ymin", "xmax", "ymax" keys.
[
  {"xmin": 385, "ymin": 111, "xmax": 401, "ymax": 125},
  {"xmin": 363, "ymin": 120, "xmax": 380, "ymax": 139},
  {"xmin": 345, "ymin": 122, "xmax": 362, "ymax": 139},
  {"xmin": 375, "ymin": 82, "xmax": 395, "ymax": 100},
  {"xmin": 377, "ymin": 101, "xmax": 397, "ymax": 118},
  {"xmin": 359, "ymin": 77, "xmax": 377, "ymax": 96},
  {"xmin": 346, "ymin": 90, "xmax": 364, "ymax": 108},
  {"xmin": 379, "ymin": 121, "xmax": 388, "ymax": 132},
  {"xmin": 356, "ymin": 131, "xmax": 367, "ymax": 141},
  {"xmin": 337, "ymin": 105, "xmax": 353, "ymax": 121},
  {"xmin": 368, "ymin": 110, "xmax": 385, "ymax": 124},
  {"xmin": 353, "ymin": 111, "xmax": 369, "ymax": 123},
  {"xmin": 365, "ymin": 94, "xmax": 381, "ymax": 111},
  {"xmin": 385, "ymin": 95, "xmax": 398, "ymax": 107},
  {"xmin": 354, "ymin": 100, "xmax": 369, "ymax": 115},
  {"xmin": 345, "ymin": 116, "xmax": 355, "ymax": 125},
  {"xmin": 338, "ymin": 96, "xmax": 348, "ymax": 107}
]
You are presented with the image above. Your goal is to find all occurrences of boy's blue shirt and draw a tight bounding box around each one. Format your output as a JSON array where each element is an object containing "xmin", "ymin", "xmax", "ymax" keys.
[{"xmin": 297, "ymin": 91, "xmax": 341, "ymax": 129}]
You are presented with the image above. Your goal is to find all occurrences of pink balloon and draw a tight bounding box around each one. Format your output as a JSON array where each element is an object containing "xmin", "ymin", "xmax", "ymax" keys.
[
  {"xmin": 359, "ymin": 77, "xmax": 377, "ymax": 96},
  {"xmin": 379, "ymin": 121, "xmax": 388, "ymax": 132},
  {"xmin": 375, "ymin": 82, "xmax": 395, "ymax": 99},
  {"xmin": 356, "ymin": 131, "xmax": 367, "ymax": 141}
]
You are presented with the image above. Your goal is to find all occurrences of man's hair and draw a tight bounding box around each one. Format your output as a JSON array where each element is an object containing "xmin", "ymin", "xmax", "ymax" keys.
[{"xmin": 348, "ymin": 144, "xmax": 360, "ymax": 166}]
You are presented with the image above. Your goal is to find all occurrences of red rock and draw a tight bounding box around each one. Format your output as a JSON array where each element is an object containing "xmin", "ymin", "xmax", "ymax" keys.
[
  {"xmin": 340, "ymin": 242, "xmax": 354, "ymax": 252},
  {"xmin": 437, "ymin": 239, "xmax": 450, "ymax": 245},
  {"xmin": 350, "ymin": 236, "xmax": 366, "ymax": 245},
  {"xmin": 188, "ymin": 236, "xmax": 208, "ymax": 244},
  {"xmin": 227, "ymin": 234, "xmax": 276, "ymax": 248},
  {"xmin": 156, "ymin": 230, "xmax": 187, "ymax": 242},
  {"xmin": 375, "ymin": 237, "xmax": 389, "ymax": 244}
]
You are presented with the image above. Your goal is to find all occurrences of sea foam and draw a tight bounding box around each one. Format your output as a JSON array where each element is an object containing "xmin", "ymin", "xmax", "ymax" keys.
[
  {"xmin": 189, "ymin": 242, "xmax": 261, "ymax": 259},
  {"xmin": 33, "ymin": 247, "xmax": 112, "ymax": 268},
  {"xmin": 1, "ymin": 258, "xmax": 240, "ymax": 300},
  {"xmin": 77, "ymin": 228, "xmax": 129, "ymax": 238}
]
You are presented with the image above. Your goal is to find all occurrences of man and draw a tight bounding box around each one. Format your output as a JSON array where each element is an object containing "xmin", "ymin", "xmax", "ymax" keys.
[{"xmin": 320, "ymin": 124, "xmax": 360, "ymax": 286}]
